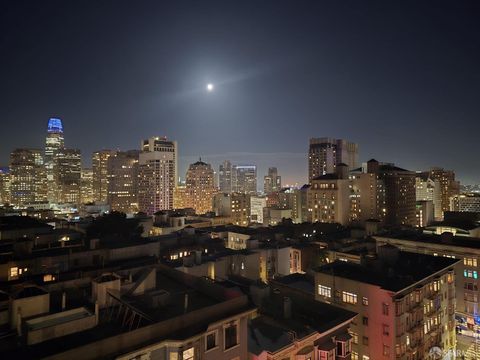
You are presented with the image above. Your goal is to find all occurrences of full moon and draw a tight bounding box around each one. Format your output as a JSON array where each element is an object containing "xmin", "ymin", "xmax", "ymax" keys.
[{"xmin": 206, "ymin": 83, "xmax": 214, "ymax": 92}]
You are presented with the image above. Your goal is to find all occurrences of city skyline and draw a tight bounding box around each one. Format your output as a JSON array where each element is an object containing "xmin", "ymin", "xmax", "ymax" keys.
[{"xmin": 1, "ymin": 1, "xmax": 480, "ymax": 184}]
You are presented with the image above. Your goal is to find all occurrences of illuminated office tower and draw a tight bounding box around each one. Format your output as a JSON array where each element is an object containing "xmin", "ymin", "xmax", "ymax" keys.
[
  {"xmin": 263, "ymin": 167, "xmax": 281, "ymax": 194},
  {"xmin": 107, "ymin": 150, "xmax": 139, "ymax": 213},
  {"xmin": 92, "ymin": 150, "xmax": 116, "ymax": 203},
  {"xmin": 55, "ymin": 148, "xmax": 82, "ymax": 204},
  {"xmin": 184, "ymin": 159, "xmax": 216, "ymax": 214},
  {"xmin": 80, "ymin": 168, "xmax": 94, "ymax": 204},
  {"xmin": 44, "ymin": 118, "xmax": 65, "ymax": 203},
  {"xmin": 0, "ymin": 167, "xmax": 11, "ymax": 205},
  {"xmin": 233, "ymin": 165, "xmax": 257, "ymax": 194},
  {"xmin": 219, "ymin": 160, "xmax": 233, "ymax": 193},
  {"xmin": 422, "ymin": 167, "xmax": 460, "ymax": 220},
  {"xmin": 308, "ymin": 138, "xmax": 358, "ymax": 182},
  {"xmin": 9, "ymin": 148, "xmax": 47, "ymax": 207},
  {"xmin": 138, "ymin": 137, "xmax": 177, "ymax": 215}
]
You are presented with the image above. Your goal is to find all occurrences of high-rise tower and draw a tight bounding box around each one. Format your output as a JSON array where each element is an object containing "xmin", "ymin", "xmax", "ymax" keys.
[
  {"xmin": 9, "ymin": 148, "xmax": 47, "ymax": 207},
  {"xmin": 92, "ymin": 149, "xmax": 116, "ymax": 203},
  {"xmin": 264, "ymin": 167, "xmax": 281, "ymax": 194},
  {"xmin": 184, "ymin": 159, "xmax": 216, "ymax": 215},
  {"xmin": 45, "ymin": 118, "xmax": 65, "ymax": 203},
  {"xmin": 219, "ymin": 160, "xmax": 233, "ymax": 193},
  {"xmin": 308, "ymin": 138, "xmax": 358, "ymax": 182},
  {"xmin": 138, "ymin": 137, "xmax": 177, "ymax": 214}
]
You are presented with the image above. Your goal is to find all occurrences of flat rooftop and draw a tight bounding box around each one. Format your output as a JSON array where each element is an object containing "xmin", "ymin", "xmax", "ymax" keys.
[
  {"xmin": 26, "ymin": 307, "xmax": 93, "ymax": 331},
  {"xmin": 316, "ymin": 251, "xmax": 459, "ymax": 292},
  {"xmin": 249, "ymin": 297, "xmax": 355, "ymax": 355},
  {"xmin": 272, "ymin": 273, "xmax": 315, "ymax": 296},
  {"xmin": 376, "ymin": 230, "xmax": 480, "ymax": 250}
]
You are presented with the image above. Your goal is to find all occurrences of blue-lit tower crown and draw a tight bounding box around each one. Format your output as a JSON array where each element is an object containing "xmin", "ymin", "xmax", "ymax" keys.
[{"xmin": 47, "ymin": 117, "xmax": 64, "ymax": 133}]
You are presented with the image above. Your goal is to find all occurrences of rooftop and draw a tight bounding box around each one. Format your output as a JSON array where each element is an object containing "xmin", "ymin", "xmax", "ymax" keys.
[
  {"xmin": 376, "ymin": 229, "xmax": 480, "ymax": 250},
  {"xmin": 316, "ymin": 250, "xmax": 458, "ymax": 292},
  {"xmin": 249, "ymin": 294, "xmax": 355, "ymax": 355}
]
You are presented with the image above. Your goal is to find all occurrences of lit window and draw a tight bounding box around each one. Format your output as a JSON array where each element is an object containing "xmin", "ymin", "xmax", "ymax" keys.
[
  {"xmin": 10, "ymin": 267, "xmax": 18, "ymax": 279},
  {"xmin": 182, "ymin": 347, "xmax": 194, "ymax": 360},
  {"xmin": 318, "ymin": 285, "xmax": 332, "ymax": 298},
  {"xmin": 43, "ymin": 274, "xmax": 55, "ymax": 282},
  {"xmin": 383, "ymin": 345, "xmax": 390, "ymax": 356},
  {"xmin": 362, "ymin": 297, "xmax": 369, "ymax": 306},
  {"xmin": 342, "ymin": 291, "xmax": 357, "ymax": 304}
]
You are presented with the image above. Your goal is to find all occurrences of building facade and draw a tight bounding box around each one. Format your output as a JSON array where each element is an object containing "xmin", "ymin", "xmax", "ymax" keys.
[
  {"xmin": 9, "ymin": 149, "xmax": 47, "ymax": 207},
  {"xmin": 450, "ymin": 193, "xmax": 480, "ymax": 213},
  {"xmin": 80, "ymin": 168, "xmax": 94, "ymax": 204},
  {"xmin": 55, "ymin": 148, "xmax": 82, "ymax": 204},
  {"xmin": 92, "ymin": 149, "xmax": 116, "ymax": 203},
  {"xmin": 138, "ymin": 137, "xmax": 177, "ymax": 215},
  {"xmin": 184, "ymin": 159, "xmax": 216, "ymax": 215},
  {"xmin": 422, "ymin": 167, "xmax": 460, "ymax": 220},
  {"xmin": 107, "ymin": 150, "xmax": 139, "ymax": 214},
  {"xmin": 307, "ymin": 166, "xmax": 351, "ymax": 225},
  {"xmin": 308, "ymin": 138, "xmax": 358, "ymax": 182},
  {"xmin": 315, "ymin": 248, "xmax": 458, "ymax": 360},
  {"xmin": 219, "ymin": 160, "xmax": 233, "ymax": 194},
  {"xmin": 375, "ymin": 232, "xmax": 480, "ymax": 334},
  {"xmin": 263, "ymin": 167, "xmax": 281, "ymax": 194},
  {"xmin": 233, "ymin": 165, "xmax": 257, "ymax": 194}
]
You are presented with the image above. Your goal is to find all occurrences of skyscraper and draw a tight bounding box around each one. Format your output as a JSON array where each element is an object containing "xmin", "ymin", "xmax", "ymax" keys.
[
  {"xmin": 233, "ymin": 165, "xmax": 257, "ymax": 194},
  {"xmin": 138, "ymin": 137, "xmax": 177, "ymax": 215},
  {"xmin": 55, "ymin": 148, "xmax": 82, "ymax": 204},
  {"xmin": 9, "ymin": 148, "xmax": 47, "ymax": 207},
  {"xmin": 263, "ymin": 167, "xmax": 281, "ymax": 194},
  {"xmin": 107, "ymin": 150, "xmax": 139, "ymax": 213},
  {"xmin": 184, "ymin": 159, "xmax": 216, "ymax": 214},
  {"xmin": 0, "ymin": 167, "xmax": 10, "ymax": 205},
  {"xmin": 308, "ymin": 138, "xmax": 358, "ymax": 182},
  {"xmin": 92, "ymin": 149, "xmax": 116, "ymax": 203},
  {"xmin": 219, "ymin": 160, "xmax": 233, "ymax": 193},
  {"xmin": 80, "ymin": 168, "xmax": 94, "ymax": 204},
  {"xmin": 44, "ymin": 118, "xmax": 65, "ymax": 203}
]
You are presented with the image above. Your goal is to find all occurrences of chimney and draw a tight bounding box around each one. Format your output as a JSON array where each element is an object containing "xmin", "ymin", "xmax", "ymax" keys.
[
  {"xmin": 184, "ymin": 293, "xmax": 189, "ymax": 313},
  {"xmin": 95, "ymin": 301, "xmax": 99, "ymax": 325},
  {"xmin": 283, "ymin": 297, "xmax": 292, "ymax": 319},
  {"xmin": 16, "ymin": 308, "xmax": 22, "ymax": 336}
]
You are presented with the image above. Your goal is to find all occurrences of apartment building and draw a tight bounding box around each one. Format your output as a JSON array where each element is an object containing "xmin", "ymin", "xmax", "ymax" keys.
[{"xmin": 315, "ymin": 246, "xmax": 458, "ymax": 360}]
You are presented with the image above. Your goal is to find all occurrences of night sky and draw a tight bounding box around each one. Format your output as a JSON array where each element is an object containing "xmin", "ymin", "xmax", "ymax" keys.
[{"xmin": 1, "ymin": 1, "xmax": 480, "ymax": 185}]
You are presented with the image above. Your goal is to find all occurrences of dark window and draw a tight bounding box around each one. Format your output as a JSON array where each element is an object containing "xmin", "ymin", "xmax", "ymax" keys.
[
  {"xmin": 206, "ymin": 332, "xmax": 216, "ymax": 350},
  {"xmin": 362, "ymin": 336, "xmax": 369, "ymax": 346},
  {"xmin": 224, "ymin": 323, "xmax": 238, "ymax": 349},
  {"xmin": 362, "ymin": 316, "xmax": 369, "ymax": 326}
]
